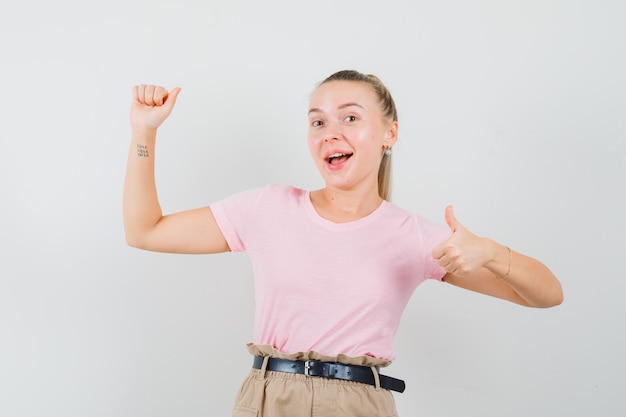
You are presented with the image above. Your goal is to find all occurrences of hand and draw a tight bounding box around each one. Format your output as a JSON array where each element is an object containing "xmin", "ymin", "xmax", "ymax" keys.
[
  {"xmin": 432, "ymin": 205, "xmax": 492, "ymax": 277},
  {"xmin": 130, "ymin": 85, "xmax": 181, "ymax": 131}
]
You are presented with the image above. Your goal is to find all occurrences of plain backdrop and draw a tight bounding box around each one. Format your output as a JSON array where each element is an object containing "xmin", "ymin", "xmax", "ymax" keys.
[{"xmin": 1, "ymin": 0, "xmax": 625, "ymax": 416}]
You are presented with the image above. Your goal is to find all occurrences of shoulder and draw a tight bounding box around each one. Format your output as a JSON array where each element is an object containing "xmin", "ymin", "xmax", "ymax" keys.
[
  {"xmin": 382, "ymin": 202, "xmax": 437, "ymax": 226},
  {"xmin": 255, "ymin": 184, "xmax": 306, "ymax": 204},
  {"xmin": 212, "ymin": 184, "xmax": 303, "ymax": 204},
  {"xmin": 264, "ymin": 183, "xmax": 306, "ymax": 196},
  {"xmin": 216, "ymin": 184, "xmax": 307, "ymax": 215},
  {"xmin": 383, "ymin": 202, "xmax": 451, "ymax": 239}
]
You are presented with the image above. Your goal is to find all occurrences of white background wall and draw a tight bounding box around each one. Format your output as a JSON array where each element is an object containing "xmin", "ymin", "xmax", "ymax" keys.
[{"xmin": 1, "ymin": 0, "xmax": 624, "ymax": 416}]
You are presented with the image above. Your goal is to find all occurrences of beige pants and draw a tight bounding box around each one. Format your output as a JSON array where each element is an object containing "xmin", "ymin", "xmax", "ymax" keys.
[{"xmin": 231, "ymin": 344, "xmax": 399, "ymax": 417}]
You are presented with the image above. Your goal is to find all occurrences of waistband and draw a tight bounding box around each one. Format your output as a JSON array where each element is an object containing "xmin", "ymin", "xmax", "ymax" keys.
[
  {"xmin": 252, "ymin": 356, "xmax": 406, "ymax": 393},
  {"xmin": 246, "ymin": 343, "xmax": 392, "ymax": 368}
]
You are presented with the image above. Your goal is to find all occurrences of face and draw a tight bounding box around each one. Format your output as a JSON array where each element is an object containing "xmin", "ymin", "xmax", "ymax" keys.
[{"xmin": 307, "ymin": 81, "xmax": 397, "ymax": 194}]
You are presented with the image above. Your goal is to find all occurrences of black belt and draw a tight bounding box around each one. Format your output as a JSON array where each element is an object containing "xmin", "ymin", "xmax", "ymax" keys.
[{"xmin": 252, "ymin": 356, "xmax": 406, "ymax": 393}]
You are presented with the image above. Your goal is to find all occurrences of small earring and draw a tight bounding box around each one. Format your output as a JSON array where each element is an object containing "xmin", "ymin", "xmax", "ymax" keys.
[{"xmin": 384, "ymin": 147, "xmax": 392, "ymax": 156}]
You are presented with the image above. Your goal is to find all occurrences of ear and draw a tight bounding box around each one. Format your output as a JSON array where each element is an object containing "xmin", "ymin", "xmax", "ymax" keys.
[{"xmin": 384, "ymin": 121, "xmax": 398, "ymax": 148}]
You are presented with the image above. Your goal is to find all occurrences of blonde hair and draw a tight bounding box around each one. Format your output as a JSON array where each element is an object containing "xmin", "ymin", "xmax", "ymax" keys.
[{"xmin": 318, "ymin": 70, "xmax": 398, "ymax": 201}]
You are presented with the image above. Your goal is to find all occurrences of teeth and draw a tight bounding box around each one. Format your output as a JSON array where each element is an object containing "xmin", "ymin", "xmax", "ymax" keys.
[{"xmin": 328, "ymin": 153, "xmax": 346, "ymax": 158}]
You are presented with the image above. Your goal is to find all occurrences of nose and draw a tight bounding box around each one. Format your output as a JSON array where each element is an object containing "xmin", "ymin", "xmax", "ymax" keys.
[{"xmin": 322, "ymin": 121, "xmax": 342, "ymax": 142}]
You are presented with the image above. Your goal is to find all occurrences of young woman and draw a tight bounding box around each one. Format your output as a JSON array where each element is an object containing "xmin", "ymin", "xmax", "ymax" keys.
[{"xmin": 123, "ymin": 70, "xmax": 563, "ymax": 416}]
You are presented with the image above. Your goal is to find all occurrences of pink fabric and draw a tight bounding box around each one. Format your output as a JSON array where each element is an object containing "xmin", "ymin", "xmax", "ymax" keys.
[{"xmin": 210, "ymin": 184, "xmax": 450, "ymax": 361}]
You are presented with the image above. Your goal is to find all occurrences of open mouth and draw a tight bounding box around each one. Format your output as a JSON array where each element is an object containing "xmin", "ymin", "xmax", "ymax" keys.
[{"xmin": 327, "ymin": 152, "xmax": 353, "ymax": 165}]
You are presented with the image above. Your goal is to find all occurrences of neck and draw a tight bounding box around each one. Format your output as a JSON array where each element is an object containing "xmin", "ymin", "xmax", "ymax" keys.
[{"xmin": 310, "ymin": 186, "xmax": 383, "ymax": 223}]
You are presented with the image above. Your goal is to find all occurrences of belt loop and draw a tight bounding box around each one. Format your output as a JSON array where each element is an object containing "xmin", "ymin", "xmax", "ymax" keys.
[
  {"xmin": 257, "ymin": 356, "xmax": 270, "ymax": 380},
  {"xmin": 370, "ymin": 366, "xmax": 381, "ymax": 391}
]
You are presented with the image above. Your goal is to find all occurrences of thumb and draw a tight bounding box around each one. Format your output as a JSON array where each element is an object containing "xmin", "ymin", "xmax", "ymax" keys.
[
  {"xmin": 445, "ymin": 205, "xmax": 458, "ymax": 233},
  {"xmin": 163, "ymin": 87, "xmax": 181, "ymax": 109}
]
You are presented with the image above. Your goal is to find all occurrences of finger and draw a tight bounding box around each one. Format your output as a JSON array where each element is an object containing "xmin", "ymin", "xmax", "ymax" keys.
[
  {"xmin": 143, "ymin": 85, "xmax": 156, "ymax": 106},
  {"xmin": 445, "ymin": 205, "xmax": 457, "ymax": 233},
  {"xmin": 154, "ymin": 86, "xmax": 168, "ymax": 106},
  {"xmin": 441, "ymin": 259, "xmax": 456, "ymax": 274},
  {"xmin": 135, "ymin": 84, "xmax": 146, "ymax": 104},
  {"xmin": 432, "ymin": 241, "xmax": 446, "ymax": 260}
]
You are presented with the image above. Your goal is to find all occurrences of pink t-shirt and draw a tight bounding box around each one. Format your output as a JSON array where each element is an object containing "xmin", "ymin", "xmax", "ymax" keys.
[{"xmin": 210, "ymin": 184, "xmax": 450, "ymax": 361}]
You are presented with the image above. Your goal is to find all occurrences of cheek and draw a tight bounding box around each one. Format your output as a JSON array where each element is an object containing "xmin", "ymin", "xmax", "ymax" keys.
[
  {"xmin": 306, "ymin": 135, "xmax": 319, "ymax": 156},
  {"xmin": 355, "ymin": 129, "xmax": 381, "ymax": 149}
]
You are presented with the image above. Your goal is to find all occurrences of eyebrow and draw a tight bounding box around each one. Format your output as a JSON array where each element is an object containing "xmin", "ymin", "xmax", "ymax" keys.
[{"xmin": 308, "ymin": 102, "xmax": 364, "ymax": 115}]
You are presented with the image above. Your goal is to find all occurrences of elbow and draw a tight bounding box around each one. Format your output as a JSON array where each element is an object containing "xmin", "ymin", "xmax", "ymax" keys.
[
  {"xmin": 530, "ymin": 283, "xmax": 564, "ymax": 309},
  {"xmin": 124, "ymin": 218, "xmax": 164, "ymax": 251},
  {"xmin": 551, "ymin": 289, "xmax": 565, "ymax": 307},
  {"xmin": 528, "ymin": 269, "xmax": 564, "ymax": 308},
  {"xmin": 125, "ymin": 233, "xmax": 141, "ymax": 249},
  {"xmin": 537, "ymin": 294, "xmax": 563, "ymax": 309},
  {"xmin": 124, "ymin": 229, "xmax": 148, "ymax": 250},
  {"xmin": 123, "ymin": 218, "xmax": 157, "ymax": 250},
  {"xmin": 548, "ymin": 280, "xmax": 565, "ymax": 307}
]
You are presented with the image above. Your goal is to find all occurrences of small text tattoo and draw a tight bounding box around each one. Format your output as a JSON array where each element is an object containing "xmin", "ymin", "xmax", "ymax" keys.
[{"xmin": 137, "ymin": 144, "xmax": 150, "ymax": 158}]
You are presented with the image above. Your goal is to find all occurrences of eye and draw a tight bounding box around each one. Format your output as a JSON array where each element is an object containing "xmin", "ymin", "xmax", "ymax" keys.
[
  {"xmin": 311, "ymin": 120, "xmax": 324, "ymax": 127},
  {"xmin": 344, "ymin": 115, "xmax": 357, "ymax": 122}
]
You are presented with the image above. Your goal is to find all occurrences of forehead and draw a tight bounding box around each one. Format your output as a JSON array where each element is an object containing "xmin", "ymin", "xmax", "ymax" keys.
[{"xmin": 310, "ymin": 81, "xmax": 379, "ymax": 109}]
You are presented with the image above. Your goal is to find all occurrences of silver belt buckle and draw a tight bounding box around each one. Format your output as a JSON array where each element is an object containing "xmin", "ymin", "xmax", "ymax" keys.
[{"xmin": 304, "ymin": 360, "xmax": 313, "ymax": 376}]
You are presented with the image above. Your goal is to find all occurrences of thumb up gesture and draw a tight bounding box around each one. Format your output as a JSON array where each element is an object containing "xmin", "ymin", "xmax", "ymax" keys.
[
  {"xmin": 130, "ymin": 85, "xmax": 181, "ymax": 131},
  {"xmin": 432, "ymin": 206, "xmax": 491, "ymax": 277}
]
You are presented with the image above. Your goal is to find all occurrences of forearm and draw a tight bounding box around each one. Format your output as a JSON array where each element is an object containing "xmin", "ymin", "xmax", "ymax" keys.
[
  {"xmin": 483, "ymin": 240, "xmax": 563, "ymax": 308},
  {"xmin": 123, "ymin": 127, "xmax": 163, "ymax": 246}
]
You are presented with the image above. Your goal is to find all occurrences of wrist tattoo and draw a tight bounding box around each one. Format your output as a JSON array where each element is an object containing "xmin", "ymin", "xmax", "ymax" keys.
[{"xmin": 137, "ymin": 144, "xmax": 150, "ymax": 158}]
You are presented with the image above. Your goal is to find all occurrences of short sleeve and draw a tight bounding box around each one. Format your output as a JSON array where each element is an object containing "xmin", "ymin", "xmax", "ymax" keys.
[
  {"xmin": 209, "ymin": 187, "xmax": 266, "ymax": 252},
  {"xmin": 418, "ymin": 217, "xmax": 452, "ymax": 281}
]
